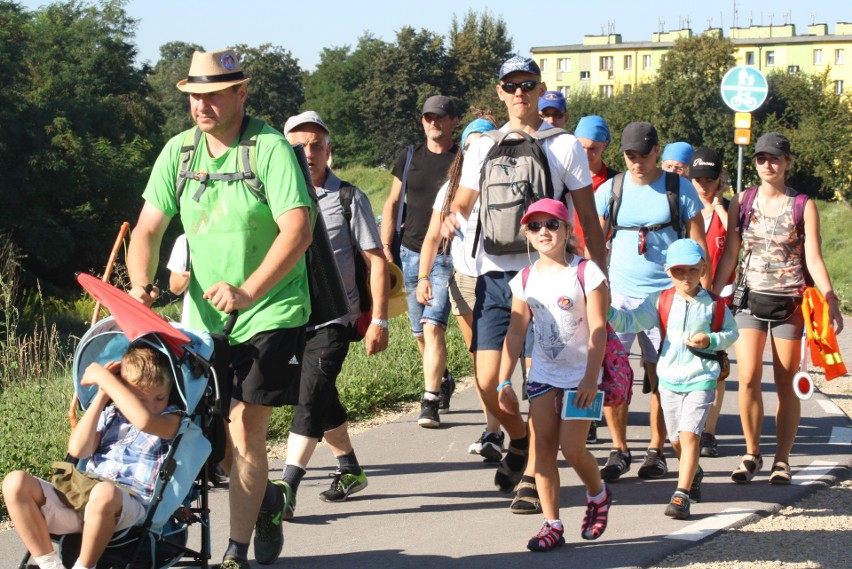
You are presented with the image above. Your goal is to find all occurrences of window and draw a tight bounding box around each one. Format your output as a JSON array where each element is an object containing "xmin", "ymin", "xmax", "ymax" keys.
[
  {"xmin": 836, "ymin": 80, "xmax": 845, "ymax": 96},
  {"xmin": 599, "ymin": 56, "xmax": 613, "ymax": 71},
  {"xmin": 662, "ymin": 54, "xmax": 668, "ymax": 62},
  {"xmin": 624, "ymin": 84, "xmax": 632, "ymax": 96},
  {"xmin": 539, "ymin": 58, "xmax": 548, "ymax": 72},
  {"xmin": 623, "ymin": 55, "xmax": 633, "ymax": 70},
  {"xmin": 788, "ymin": 65, "xmax": 800, "ymax": 74},
  {"xmin": 580, "ymin": 71, "xmax": 591, "ymax": 80},
  {"xmin": 559, "ymin": 86, "xmax": 570, "ymax": 98},
  {"xmin": 814, "ymin": 49, "xmax": 823, "ymax": 64},
  {"xmin": 837, "ymin": 49, "xmax": 845, "ymax": 65},
  {"xmin": 745, "ymin": 51, "xmax": 755, "ymax": 65},
  {"xmin": 765, "ymin": 51, "xmax": 775, "ymax": 66},
  {"xmin": 599, "ymin": 85, "xmax": 613, "ymax": 98},
  {"xmin": 643, "ymin": 54, "xmax": 652, "ymax": 69},
  {"xmin": 558, "ymin": 58, "xmax": 571, "ymax": 72}
]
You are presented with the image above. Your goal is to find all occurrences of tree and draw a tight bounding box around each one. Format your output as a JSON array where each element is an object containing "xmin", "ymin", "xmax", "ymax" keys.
[
  {"xmin": 359, "ymin": 27, "xmax": 451, "ymax": 165},
  {"xmin": 653, "ymin": 35, "xmax": 737, "ymax": 169},
  {"xmin": 303, "ymin": 35, "xmax": 385, "ymax": 167},
  {"xmin": 233, "ymin": 43, "xmax": 304, "ymax": 131},
  {"xmin": 446, "ymin": 10, "xmax": 514, "ymax": 122},
  {"xmin": 147, "ymin": 40, "xmax": 204, "ymax": 139}
]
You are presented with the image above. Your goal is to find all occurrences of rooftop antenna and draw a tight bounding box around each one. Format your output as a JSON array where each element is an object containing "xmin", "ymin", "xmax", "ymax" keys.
[
  {"xmin": 607, "ymin": 20, "xmax": 615, "ymax": 35},
  {"xmin": 810, "ymin": 12, "xmax": 816, "ymax": 25},
  {"xmin": 658, "ymin": 19, "xmax": 665, "ymax": 33},
  {"xmin": 732, "ymin": 0, "xmax": 737, "ymax": 28},
  {"xmin": 784, "ymin": 11, "xmax": 791, "ymax": 25},
  {"xmin": 768, "ymin": 13, "xmax": 775, "ymax": 27},
  {"xmin": 685, "ymin": 16, "xmax": 691, "ymax": 29},
  {"xmin": 707, "ymin": 17, "xmax": 714, "ymax": 30},
  {"xmin": 600, "ymin": 23, "xmax": 605, "ymax": 35}
]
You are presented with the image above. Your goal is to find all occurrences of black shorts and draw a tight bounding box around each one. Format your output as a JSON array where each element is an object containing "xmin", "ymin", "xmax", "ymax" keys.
[
  {"xmin": 229, "ymin": 326, "xmax": 306, "ymax": 407},
  {"xmin": 290, "ymin": 324, "xmax": 351, "ymax": 439}
]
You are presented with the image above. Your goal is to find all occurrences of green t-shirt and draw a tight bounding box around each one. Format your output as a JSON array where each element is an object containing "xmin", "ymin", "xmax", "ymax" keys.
[{"xmin": 143, "ymin": 122, "xmax": 313, "ymax": 344}]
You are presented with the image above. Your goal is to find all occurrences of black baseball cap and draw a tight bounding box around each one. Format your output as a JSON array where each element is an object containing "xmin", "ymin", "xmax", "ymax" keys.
[
  {"xmin": 690, "ymin": 147, "xmax": 723, "ymax": 180},
  {"xmin": 422, "ymin": 95, "xmax": 457, "ymax": 117},
  {"xmin": 619, "ymin": 121, "xmax": 659, "ymax": 154},
  {"xmin": 752, "ymin": 132, "xmax": 794, "ymax": 158}
]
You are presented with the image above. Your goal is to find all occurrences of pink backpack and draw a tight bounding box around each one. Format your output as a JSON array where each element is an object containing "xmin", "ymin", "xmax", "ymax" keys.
[{"xmin": 521, "ymin": 259, "xmax": 633, "ymax": 407}]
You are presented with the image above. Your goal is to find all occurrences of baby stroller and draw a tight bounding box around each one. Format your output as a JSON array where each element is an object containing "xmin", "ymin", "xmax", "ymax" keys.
[{"xmin": 19, "ymin": 273, "xmax": 227, "ymax": 569}]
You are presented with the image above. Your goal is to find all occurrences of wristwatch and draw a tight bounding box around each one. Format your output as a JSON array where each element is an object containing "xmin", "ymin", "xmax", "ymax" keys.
[{"xmin": 371, "ymin": 318, "xmax": 389, "ymax": 329}]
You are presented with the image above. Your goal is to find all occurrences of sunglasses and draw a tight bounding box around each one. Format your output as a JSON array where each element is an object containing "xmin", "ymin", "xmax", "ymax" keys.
[
  {"xmin": 500, "ymin": 80, "xmax": 540, "ymax": 94},
  {"xmin": 638, "ymin": 227, "xmax": 649, "ymax": 255},
  {"xmin": 527, "ymin": 219, "xmax": 563, "ymax": 233}
]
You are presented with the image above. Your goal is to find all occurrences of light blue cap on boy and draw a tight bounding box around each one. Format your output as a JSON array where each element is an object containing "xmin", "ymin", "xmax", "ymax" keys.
[
  {"xmin": 666, "ymin": 238, "xmax": 707, "ymax": 268},
  {"xmin": 662, "ymin": 141, "xmax": 695, "ymax": 164},
  {"xmin": 461, "ymin": 118, "xmax": 496, "ymax": 151},
  {"xmin": 574, "ymin": 115, "xmax": 611, "ymax": 143}
]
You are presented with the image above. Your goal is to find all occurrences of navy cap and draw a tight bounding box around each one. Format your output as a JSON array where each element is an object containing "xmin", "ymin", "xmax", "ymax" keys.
[
  {"xmin": 499, "ymin": 55, "xmax": 541, "ymax": 80},
  {"xmin": 538, "ymin": 91, "xmax": 566, "ymax": 113}
]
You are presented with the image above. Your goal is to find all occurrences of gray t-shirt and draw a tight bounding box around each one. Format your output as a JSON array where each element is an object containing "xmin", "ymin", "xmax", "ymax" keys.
[{"xmin": 313, "ymin": 169, "xmax": 382, "ymax": 329}]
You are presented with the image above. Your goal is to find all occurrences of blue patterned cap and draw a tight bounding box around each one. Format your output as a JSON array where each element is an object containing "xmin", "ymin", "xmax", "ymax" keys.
[{"xmin": 499, "ymin": 56, "xmax": 541, "ymax": 80}]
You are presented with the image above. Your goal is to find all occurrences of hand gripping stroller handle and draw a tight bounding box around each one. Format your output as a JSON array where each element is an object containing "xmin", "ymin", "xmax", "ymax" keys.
[{"xmin": 223, "ymin": 311, "xmax": 238, "ymax": 336}]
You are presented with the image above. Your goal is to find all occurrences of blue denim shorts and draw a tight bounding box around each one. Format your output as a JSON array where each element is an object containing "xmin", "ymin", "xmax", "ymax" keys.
[
  {"xmin": 400, "ymin": 244, "xmax": 452, "ymax": 335},
  {"xmin": 471, "ymin": 270, "xmax": 517, "ymax": 352}
]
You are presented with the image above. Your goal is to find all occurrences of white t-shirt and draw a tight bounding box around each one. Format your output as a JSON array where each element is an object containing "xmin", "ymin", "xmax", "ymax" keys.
[
  {"xmin": 166, "ymin": 234, "xmax": 191, "ymax": 325},
  {"xmin": 508, "ymin": 256, "xmax": 606, "ymax": 389},
  {"xmin": 432, "ymin": 181, "xmax": 480, "ymax": 277},
  {"xmin": 460, "ymin": 122, "xmax": 593, "ymax": 273}
]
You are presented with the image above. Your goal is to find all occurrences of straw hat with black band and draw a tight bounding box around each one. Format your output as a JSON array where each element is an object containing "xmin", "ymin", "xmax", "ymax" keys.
[{"xmin": 177, "ymin": 50, "xmax": 252, "ymax": 94}]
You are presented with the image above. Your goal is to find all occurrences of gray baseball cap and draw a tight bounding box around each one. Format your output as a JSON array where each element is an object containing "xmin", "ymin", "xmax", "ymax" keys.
[{"xmin": 283, "ymin": 111, "xmax": 329, "ymax": 136}]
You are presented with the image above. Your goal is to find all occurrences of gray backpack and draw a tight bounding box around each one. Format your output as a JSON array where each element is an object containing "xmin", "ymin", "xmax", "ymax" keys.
[{"xmin": 475, "ymin": 128, "xmax": 568, "ymax": 256}]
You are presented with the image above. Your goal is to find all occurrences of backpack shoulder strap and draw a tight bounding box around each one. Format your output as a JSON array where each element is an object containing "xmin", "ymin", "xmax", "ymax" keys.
[
  {"xmin": 710, "ymin": 292, "xmax": 725, "ymax": 332},
  {"xmin": 606, "ymin": 172, "xmax": 626, "ymax": 237},
  {"xmin": 176, "ymin": 126, "xmax": 203, "ymax": 205},
  {"xmin": 665, "ymin": 171, "xmax": 683, "ymax": 238},
  {"xmin": 792, "ymin": 190, "xmax": 809, "ymax": 236},
  {"xmin": 396, "ymin": 145, "xmax": 414, "ymax": 230},
  {"xmin": 577, "ymin": 257, "xmax": 588, "ymax": 298},
  {"xmin": 736, "ymin": 185, "xmax": 759, "ymax": 235},
  {"xmin": 658, "ymin": 286, "xmax": 676, "ymax": 342},
  {"xmin": 237, "ymin": 116, "xmax": 266, "ymax": 203},
  {"xmin": 338, "ymin": 182, "xmax": 355, "ymax": 223},
  {"xmin": 532, "ymin": 127, "xmax": 569, "ymax": 141}
]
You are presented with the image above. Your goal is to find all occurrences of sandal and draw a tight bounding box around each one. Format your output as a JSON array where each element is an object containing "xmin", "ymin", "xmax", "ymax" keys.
[
  {"xmin": 769, "ymin": 461, "xmax": 792, "ymax": 485},
  {"xmin": 510, "ymin": 480, "xmax": 542, "ymax": 514},
  {"xmin": 731, "ymin": 453, "xmax": 763, "ymax": 484}
]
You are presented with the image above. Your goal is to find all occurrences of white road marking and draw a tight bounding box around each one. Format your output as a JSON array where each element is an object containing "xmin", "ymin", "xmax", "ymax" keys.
[
  {"xmin": 815, "ymin": 398, "xmax": 844, "ymax": 415},
  {"xmin": 665, "ymin": 508, "xmax": 756, "ymax": 542},
  {"xmin": 793, "ymin": 460, "xmax": 839, "ymax": 485}
]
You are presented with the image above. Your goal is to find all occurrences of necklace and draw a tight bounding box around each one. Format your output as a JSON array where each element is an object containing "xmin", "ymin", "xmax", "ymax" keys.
[{"xmin": 758, "ymin": 191, "xmax": 788, "ymax": 271}]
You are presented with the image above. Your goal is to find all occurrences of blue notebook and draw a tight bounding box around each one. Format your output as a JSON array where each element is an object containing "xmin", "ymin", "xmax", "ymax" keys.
[{"xmin": 561, "ymin": 390, "xmax": 604, "ymax": 420}]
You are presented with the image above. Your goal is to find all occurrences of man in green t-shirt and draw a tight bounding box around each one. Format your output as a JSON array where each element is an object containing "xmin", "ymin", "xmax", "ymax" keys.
[{"xmin": 127, "ymin": 49, "xmax": 313, "ymax": 569}]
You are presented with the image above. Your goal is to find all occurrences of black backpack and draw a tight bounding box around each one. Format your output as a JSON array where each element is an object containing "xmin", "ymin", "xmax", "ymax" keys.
[
  {"xmin": 339, "ymin": 183, "xmax": 372, "ymax": 341},
  {"xmin": 474, "ymin": 128, "xmax": 568, "ymax": 256}
]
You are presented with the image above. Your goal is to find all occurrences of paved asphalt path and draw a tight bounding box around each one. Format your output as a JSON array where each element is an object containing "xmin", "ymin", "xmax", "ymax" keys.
[{"xmin": 3, "ymin": 321, "xmax": 851, "ymax": 568}]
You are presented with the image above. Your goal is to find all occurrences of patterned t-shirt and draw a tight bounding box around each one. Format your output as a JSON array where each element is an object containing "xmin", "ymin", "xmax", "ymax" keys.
[{"xmin": 742, "ymin": 195, "xmax": 806, "ymax": 295}]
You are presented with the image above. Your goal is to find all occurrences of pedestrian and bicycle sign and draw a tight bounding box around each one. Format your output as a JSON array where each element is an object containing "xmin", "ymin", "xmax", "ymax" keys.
[{"xmin": 721, "ymin": 66, "xmax": 768, "ymax": 112}]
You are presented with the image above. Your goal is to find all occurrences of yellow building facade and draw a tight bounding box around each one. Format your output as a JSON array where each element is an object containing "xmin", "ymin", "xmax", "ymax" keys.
[{"xmin": 531, "ymin": 23, "xmax": 852, "ymax": 98}]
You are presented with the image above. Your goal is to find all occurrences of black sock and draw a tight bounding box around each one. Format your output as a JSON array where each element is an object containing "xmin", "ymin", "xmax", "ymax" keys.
[
  {"xmin": 675, "ymin": 487, "xmax": 690, "ymax": 496},
  {"xmin": 224, "ymin": 539, "xmax": 249, "ymax": 561},
  {"xmin": 506, "ymin": 436, "xmax": 529, "ymax": 470},
  {"xmin": 260, "ymin": 479, "xmax": 282, "ymax": 511},
  {"xmin": 337, "ymin": 450, "xmax": 360, "ymax": 474},
  {"xmin": 282, "ymin": 464, "xmax": 307, "ymax": 493}
]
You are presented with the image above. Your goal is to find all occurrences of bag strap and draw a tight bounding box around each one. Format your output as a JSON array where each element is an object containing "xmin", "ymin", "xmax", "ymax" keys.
[
  {"xmin": 605, "ymin": 172, "xmax": 625, "ymax": 240},
  {"xmin": 658, "ymin": 286, "xmax": 676, "ymax": 342},
  {"xmin": 396, "ymin": 144, "xmax": 414, "ymax": 232},
  {"xmin": 665, "ymin": 171, "xmax": 683, "ymax": 238},
  {"xmin": 736, "ymin": 185, "xmax": 759, "ymax": 235}
]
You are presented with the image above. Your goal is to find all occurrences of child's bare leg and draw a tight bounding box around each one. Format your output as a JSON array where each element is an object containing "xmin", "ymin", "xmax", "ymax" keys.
[
  {"xmin": 676, "ymin": 432, "xmax": 700, "ymax": 490},
  {"xmin": 78, "ymin": 482, "xmax": 124, "ymax": 567},
  {"xmin": 560, "ymin": 420, "xmax": 602, "ymax": 496},
  {"xmin": 529, "ymin": 391, "xmax": 561, "ymax": 521},
  {"xmin": 2, "ymin": 471, "xmax": 54, "ymax": 556}
]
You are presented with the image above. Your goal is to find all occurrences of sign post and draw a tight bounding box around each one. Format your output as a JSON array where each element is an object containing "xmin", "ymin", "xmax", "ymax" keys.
[{"xmin": 721, "ymin": 66, "xmax": 768, "ymax": 193}]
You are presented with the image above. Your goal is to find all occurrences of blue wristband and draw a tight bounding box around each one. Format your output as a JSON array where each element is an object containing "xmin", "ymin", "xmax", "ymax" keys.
[{"xmin": 496, "ymin": 380, "xmax": 512, "ymax": 393}]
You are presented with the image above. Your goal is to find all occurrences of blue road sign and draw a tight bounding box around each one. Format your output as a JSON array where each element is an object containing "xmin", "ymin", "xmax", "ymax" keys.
[{"xmin": 720, "ymin": 66, "xmax": 768, "ymax": 112}]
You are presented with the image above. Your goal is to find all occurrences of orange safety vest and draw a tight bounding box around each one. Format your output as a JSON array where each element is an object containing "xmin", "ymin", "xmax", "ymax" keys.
[{"xmin": 802, "ymin": 287, "xmax": 847, "ymax": 381}]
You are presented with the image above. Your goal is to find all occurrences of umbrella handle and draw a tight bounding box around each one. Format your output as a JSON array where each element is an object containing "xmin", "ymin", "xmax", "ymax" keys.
[
  {"xmin": 223, "ymin": 311, "xmax": 238, "ymax": 336},
  {"xmin": 91, "ymin": 221, "xmax": 130, "ymax": 324}
]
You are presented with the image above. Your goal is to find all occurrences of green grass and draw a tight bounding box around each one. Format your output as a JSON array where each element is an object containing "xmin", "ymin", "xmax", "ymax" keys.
[
  {"xmin": 335, "ymin": 165, "xmax": 393, "ymax": 218},
  {"xmin": 815, "ymin": 200, "xmax": 852, "ymax": 314}
]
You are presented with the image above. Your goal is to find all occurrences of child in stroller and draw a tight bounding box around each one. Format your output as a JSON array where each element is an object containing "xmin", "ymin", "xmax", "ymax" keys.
[{"xmin": 3, "ymin": 345, "xmax": 180, "ymax": 569}]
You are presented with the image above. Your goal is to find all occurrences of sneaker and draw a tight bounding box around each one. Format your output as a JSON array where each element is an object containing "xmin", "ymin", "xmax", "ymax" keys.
[
  {"xmin": 253, "ymin": 480, "xmax": 286, "ymax": 564},
  {"xmin": 480, "ymin": 431, "xmax": 505, "ymax": 463},
  {"xmin": 637, "ymin": 448, "xmax": 668, "ymax": 479},
  {"xmin": 700, "ymin": 432, "xmax": 719, "ymax": 458},
  {"xmin": 586, "ymin": 421, "xmax": 599, "ymax": 445},
  {"xmin": 438, "ymin": 370, "xmax": 456, "ymax": 413},
  {"xmin": 221, "ymin": 557, "xmax": 250, "ymax": 569},
  {"xmin": 417, "ymin": 397, "xmax": 440, "ymax": 428},
  {"xmin": 527, "ymin": 521, "xmax": 565, "ymax": 552},
  {"xmin": 664, "ymin": 491, "xmax": 691, "ymax": 520},
  {"xmin": 581, "ymin": 485, "xmax": 612, "ymax": 540},
  {"xmin": 319, "ymin": 468, "xmax": 368, "ymax": 502},
  {"xmin": 689, "ymin": 465, "xmax": 704, "ymax": 503},
  {"xmin": 600, "ymin": 449, "xmax": 631, "ymax": 482},
  {"xmin": 280, "ymin": 481, "xmax": 297, "ymax": 521}
]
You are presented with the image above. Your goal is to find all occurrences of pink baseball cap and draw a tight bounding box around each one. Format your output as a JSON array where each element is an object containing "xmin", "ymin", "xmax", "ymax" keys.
[{"xmin": 520, "ymin": 198, "xmax": 571, "ymax": 225}]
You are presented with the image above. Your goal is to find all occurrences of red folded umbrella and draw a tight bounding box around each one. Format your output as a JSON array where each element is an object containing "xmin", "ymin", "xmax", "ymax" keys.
[{"xmin": 76, "ymin": 272, "xmax": 191, "ymax": 355}]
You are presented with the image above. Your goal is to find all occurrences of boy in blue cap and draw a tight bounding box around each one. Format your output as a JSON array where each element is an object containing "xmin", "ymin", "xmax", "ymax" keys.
[
  {"xmin": 538, "ymin": 90, "xmax": 568, "ymax": 128},
  {"xmin": 661, "ymin": 142, "xmax": 695, "ymax": 177},
  {"xmin": 607, "ymin": 238, "xmax": 738, "ymax": 519}
]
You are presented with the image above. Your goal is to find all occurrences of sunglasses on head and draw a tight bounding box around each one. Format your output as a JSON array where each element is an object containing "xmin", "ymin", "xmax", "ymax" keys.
[
  {"xmin": 527, "ymin": 219, "xmax": 563, "ymax": 232},
  {"xmin": 500, "ymin": 80, "xmax": 539, "ymax": 94}
]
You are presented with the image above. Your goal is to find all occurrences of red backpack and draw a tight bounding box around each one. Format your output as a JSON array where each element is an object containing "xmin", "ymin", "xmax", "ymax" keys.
[{"xmin": 657, "ymin": 287, "xmax": 730, "ymax": 381}]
